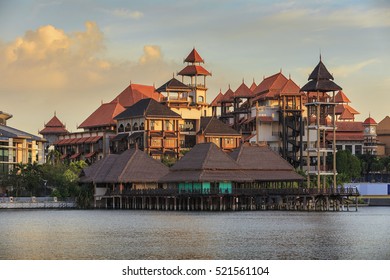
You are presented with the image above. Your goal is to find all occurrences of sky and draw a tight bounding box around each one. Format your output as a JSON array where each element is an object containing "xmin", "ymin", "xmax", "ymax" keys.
[{"xmin": 0, "ymin": 0, "xmax": 389, "ymax": 135}]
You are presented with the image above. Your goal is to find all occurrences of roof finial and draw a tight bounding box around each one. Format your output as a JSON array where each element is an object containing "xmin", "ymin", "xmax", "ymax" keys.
[
  {"xmin": 173, "ymin": 72, "xmax": 175, "ymax": 78},
  {"xmin": 253, "ymin": 77, "xmax": 255, "ymax": 83},
  {"xmin": 289, "ymin": 73, "xmax": 291, "ymax": 79},
  {"xmin": 242, "ymin": 77, "xmax": 244, "ymax": 84},
  {"xmin": 54, "ymin": 110, "xmax": 56, "ymax": 116},
  {"xmin": 319, "ymin": 48, "xmax": 322, "ymax": 61},
  {"xmin": 130, "ymin": 80, "xmax": 132, "ymax": 85},
  {"xmin": 280, "ymin": 68, "xmax": 282, "ymax": 73},
  {"xmin": 228, "ymin": 84, "xmax": 231, "ymax": 89}
]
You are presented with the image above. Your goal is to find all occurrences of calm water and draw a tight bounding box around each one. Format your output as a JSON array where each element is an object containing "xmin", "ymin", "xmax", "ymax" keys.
[{"xmin": 0, "ymin": 207, "xmax": 389, "ymax": 260}]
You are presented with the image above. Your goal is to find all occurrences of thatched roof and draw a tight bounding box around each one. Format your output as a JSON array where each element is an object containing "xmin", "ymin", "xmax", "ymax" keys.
[
  {"xmin": 80, "ymin": 148, "xmax": 169, "ymax": 184},
  {"xmin": 160, "ymin": 142, "xmax": 250, "ymax": 182},
  {"xmin": 229, "ymin": 143, "xmax": 304, "ymax": 181}
]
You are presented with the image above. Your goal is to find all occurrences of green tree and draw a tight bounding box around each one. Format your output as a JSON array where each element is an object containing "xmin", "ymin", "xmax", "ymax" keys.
[{"xmin": 336, "ymin": 150, "xmax": 361, "ymax": 182}]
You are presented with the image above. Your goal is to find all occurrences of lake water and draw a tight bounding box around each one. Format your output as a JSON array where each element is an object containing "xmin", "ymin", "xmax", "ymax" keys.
[{"xmin": 0, "ymin": 207, "xmax": 389, "ymax": 260}]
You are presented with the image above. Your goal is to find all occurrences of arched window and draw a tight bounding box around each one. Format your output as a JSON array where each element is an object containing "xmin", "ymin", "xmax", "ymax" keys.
[
  {"xmin": 118, "ymin": 124, "xmax": 124, "ymax": 133},
  {"xmin": 198, "ymin": 96, "xmax": 204, "ymax": 103},
  {"xmin": 140, "ymin": 122, "xmax": 145, "ymax": 130},
  {"xmin": 133, "ymin": 122, "xmax": 138, "ymax": 131},
  {"xmin": 125, "ymin": 123, "xmax": 131, "ymax": 132}
]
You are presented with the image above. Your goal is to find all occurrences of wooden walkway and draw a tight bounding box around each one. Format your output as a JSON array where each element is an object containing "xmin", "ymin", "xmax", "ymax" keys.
[{"xmin": 96, "ymin": 187, "xmax": 360, "ymax": 211}]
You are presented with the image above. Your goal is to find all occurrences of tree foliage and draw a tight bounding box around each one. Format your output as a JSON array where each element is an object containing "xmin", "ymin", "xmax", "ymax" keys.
[{"xmin": 336, "ymin": 150, "xmax": 361, "ymax": 182}]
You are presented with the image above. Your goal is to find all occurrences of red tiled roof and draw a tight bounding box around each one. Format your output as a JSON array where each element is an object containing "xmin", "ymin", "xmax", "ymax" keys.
[
  {"xmin": 326, "ymin": 132, "xmax": 364, "ymax": 141},
  {"xmin": 184, "ymin": 48, "xmax": 204, "ymax": 63},
  {"xmin": 113, "ymin": 83, "xmax": 162, "ymax": 108},
  {"xmin": 253, "ymin": 72, "xmax": 288, "ymax": 96},
  {"xmin": 220, "ymin": 87, "xmax": 235, "ymax": 103},
  {"xmin": 249, "ymin": 81, "xmax": 257, "ymax": 92},
  {"xmin": 79, "ymin": 101, "xmax": 125, "ymax": 129},
  {"xmin": 336, "ymin": 121, "xmax": 363, "ymax": 132},
  {"xmin": 334, "ymin": 90, "xmax": 351, "ymax": 103},
  {"xmin": 363, "ymin": 117, "xmax": 377, "ymax": 125},
  {"xmin": 177, "ymin": 65, "xmax": 211, "ymax": 76},
  {"xmin": 335, "ymin": 104, "xmax": 359, "ymax": 115},
  {"xmin": 39, "ymin": 115, "xmax": 68, "ymax": 135},
  {"xmin": 234, "ymin": 82, "xmax": 252, "ymax": 98},
  {"xmin": 210, "ymin": 91, "xmax": 224, "ymax": 106},
  {"xmin": 339, "ymin": 108, "xmax": 355, "ymax": 120},
  {"xmin": 280, "ymin": 79, "xmax": 301, "ymax": 96}
]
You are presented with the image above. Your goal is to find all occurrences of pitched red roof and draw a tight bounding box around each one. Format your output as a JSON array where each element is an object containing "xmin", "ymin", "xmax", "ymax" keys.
[
  {"xmin": 334, "ymin": 90, "xmax": 351, "ymax": 103},
  {"xmin": 210, "ymin": 91, "xmax": 224, "ymax": 106},
  {"xmin": 377, "ymin": 116, "xmax": 390, "ymax": 134},
  {"xmin": 335, "ymin": 104, "xmax": 359, "ymax": 115},
  {"xmin": 249, "ymin": 81, "xmax": 257, "ymax": 92},
  {"xmin": 79, "ymin": 100, "xmax": 125, "ymax": 129},
  {"xmin": 336, "ymin": 121, "xmax": 363, "ymax": 132},
  {"xmin": 113, "ymin": 83, "xmax": 162, "ymax": 108},
  {"xmin": 363, "ymin": 117, "xmax": 377, "ymax": 125},
  {"xmin": 184, "ymin": 48, "xmax": 204, "ymax": 63},
  {"xmin": 177, "ymin": 65, "xmax": 211, "ymax": 76},
  {"xmin": 234, "ymin": 82, "xmax": 252, "ymax": 98},
  {"xmin": 220, "ymin": 87, "xmax": 235, "ymax": 103},
  {"xmin": 39, "ymin": 115, "xmax": 68, "ymax": 135},
  {"xmin": 339, "ymin": 108, "xmax": 355, "ymax": 120},
  {"xmin": 280, "ymin": 79, "xmax": 301, "ymax": 96},
  {"xmin": 326, "ymin": 132, "xmax": 364, "ymax": 142},
  {"xmin": 253, "ymin": 72, "xmax": 288, "ymax": 96}
]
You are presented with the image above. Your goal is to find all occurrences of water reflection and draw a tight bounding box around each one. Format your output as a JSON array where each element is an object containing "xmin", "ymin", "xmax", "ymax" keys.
[{"xmin": 0, "ymin": 208, "xmax": 389, "ymax": 260}]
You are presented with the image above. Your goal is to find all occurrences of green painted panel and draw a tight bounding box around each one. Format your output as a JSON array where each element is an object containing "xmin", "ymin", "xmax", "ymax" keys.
[
  {"xmin": 193, "ymin": 182, "xmax": 202, "ymax": 192},
  {"xmin": 185, "ymin": 182, "xmax": 192, "ymax": 192},
  {"xmin": 219, "ymin": 182, "xmax": 232, "ymax": 194},
  {"xmin": 202, "ymin": 182, "xmax": 210, "ymax": 194}
]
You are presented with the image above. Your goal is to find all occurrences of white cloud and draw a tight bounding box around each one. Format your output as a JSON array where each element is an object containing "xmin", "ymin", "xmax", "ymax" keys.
[
  {"xmin": 111, "ymin": 8, "xmax": 144, "ymax": 19},
  {"xmin": 139, "ymin": 45, "xmax": 162, "ymax": 65},
  {"xmin": 332, "ymin": 59, "xmax": 379, "ymax": 78}
]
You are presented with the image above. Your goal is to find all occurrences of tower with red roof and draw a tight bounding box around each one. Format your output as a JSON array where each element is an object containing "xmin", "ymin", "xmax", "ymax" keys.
[{"xmin": 363, "ymin": 116, "xmax": 378, "ymax": 155}]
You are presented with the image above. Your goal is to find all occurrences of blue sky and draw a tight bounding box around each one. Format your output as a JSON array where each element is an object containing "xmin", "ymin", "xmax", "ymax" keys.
[{"xmin": 0, "ymin": 0, "xmax": 389, "ymax": 134}]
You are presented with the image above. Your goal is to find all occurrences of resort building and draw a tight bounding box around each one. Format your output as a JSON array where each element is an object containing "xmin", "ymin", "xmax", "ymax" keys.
[
  {"xmin": 45, "ymin": 83, "xmax": 162, "ymax": 163},
  {"xmin": 159, "ymin": 48, "xmax": 213, "ymax": 149},
  {"xmin": 83, "ymin": 142, "xmax": 308, "ymax": 210},
  {"xmin": 112, "ymin": 98, "xmax": 181, "ymax": 159},
  {"xmin": 197, "ymin": 116, "xmax": 241, "ymax": 152},
  {"xmin": 80, "ymin": 148, "xmax": 169, "ymax": 209},
  {"xmin": 38, "ymin": 113, "xmax": 69, "ymax": 154},
  {"xmin": 377, "ymin": 116, "xmax": 390, "ymax": 156},
  {"xmin": 215, "ymin": 72, "xmax": 304, "ymax": 168},
  {"xmin": 0, "ymin": 111, "xmax": 45, "ymax": 176}
]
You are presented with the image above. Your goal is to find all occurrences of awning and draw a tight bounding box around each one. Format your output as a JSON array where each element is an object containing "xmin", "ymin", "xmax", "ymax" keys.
[
  {"xmin": 60, "ymin": 154, "xmax": 68, "ymax": 159},
  {"xmin": 69, "ymin": 152, "xmax": 81, "ymax": 159},
  {"xmin": 85, "ymin": 136, "xmax": 102, "ymax": 143},
  {"xmin": 85, "ymin": 151, "xmax": 97, "ymax": 158}
]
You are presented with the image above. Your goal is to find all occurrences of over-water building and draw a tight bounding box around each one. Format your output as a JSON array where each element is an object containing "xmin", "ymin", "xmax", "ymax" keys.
[{"xmin": 0, "ymin": 111, "xmax": 45, "ymax": 176}]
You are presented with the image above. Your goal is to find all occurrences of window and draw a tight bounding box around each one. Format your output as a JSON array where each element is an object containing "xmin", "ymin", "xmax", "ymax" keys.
[
  {"xmin": 355, "ymin": 145, "xmax": 362, "ymax": 155},
  {"xmin": 140, "ymin": 122, "xmax": 144, "ymax": 130},
  {"xmin": 345, "ymin": 145, "xmax": 352, "ymax": 153},
  {"xmin": 125, "ymin": 123, "xmax": 131, "ymax": 132},
  {"xmin": 165, "ymin": 120, "xmax": 172, "ymax": 131},
  {"xmin": 118, "ymin": 124, "xmax": 124, "ymax": 133},
  {"xmin": 150, "ymin": 120, "xmax": 155, "ymax": 131},
  {"xmin": 198, "ymin": 96, "xmax": 204, "ymax": 103},
  {"xmin": 133, "ymin": 122, "xmax": 138, "ymax": 131}
]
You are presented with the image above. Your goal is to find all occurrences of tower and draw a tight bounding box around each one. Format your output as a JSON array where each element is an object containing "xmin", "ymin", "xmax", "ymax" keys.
[
  {"xmin": 301, "ymin": 58, "xmax": 342, "ymax": 190},
  {"xmin": 177, "ymin": 48, "xmax": 211, "ymax": 114},
  {"xmin": 363, "ymin": 116, "xmax": 377, "ymax": 155}
]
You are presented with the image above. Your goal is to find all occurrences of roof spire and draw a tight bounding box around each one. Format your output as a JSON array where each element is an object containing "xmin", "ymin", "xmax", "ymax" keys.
[
  {"xmin": 54, "ymin": 110, "xmax": 56, "ymax": 116},
  {"xmin": 319, "ymin": 48, "xmax": 322, "ymax": 61}
]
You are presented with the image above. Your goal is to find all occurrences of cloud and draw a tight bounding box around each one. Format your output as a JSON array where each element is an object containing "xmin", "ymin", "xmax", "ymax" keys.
[
  {"xmin": 331, "ymin": 59, "xmax": 379, "ymax": 78},
  {"xmin": 139, "ymin": 45, "xmax": 162, "ymax": 65},
  {"xmin": 111, "ymin": 8, "xmax": 144, "ymax": 19},
  {"xmin": 0, "ymin": 21, "xmax": 109, "ymax": 92},
  {"xmin": 265, "ymin": 6, "xmax": 390, "ymax": 29},
  {"xmin": 0, "ymin": 22, "xmax": 181, "ymax": 133}
]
